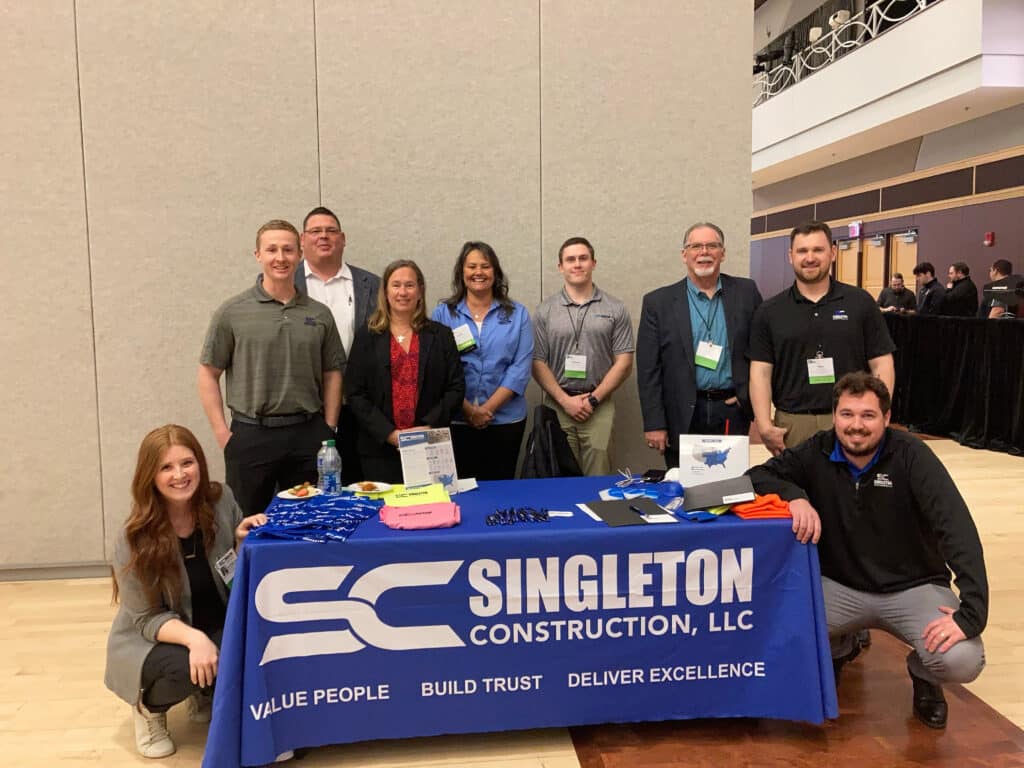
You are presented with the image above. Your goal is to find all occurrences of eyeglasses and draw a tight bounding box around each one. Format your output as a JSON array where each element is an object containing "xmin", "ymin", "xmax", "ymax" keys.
[
  {"xmin": 685, "ymin": 242, "xmax": 724, "ymax": 253},
  {"xmin": 304, "ymin": 227, "xmax": 342, "ymax": 237}
]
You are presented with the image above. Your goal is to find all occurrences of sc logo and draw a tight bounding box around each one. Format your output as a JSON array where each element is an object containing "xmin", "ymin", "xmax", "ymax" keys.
[{"xmin": 254, "ymin": 561, "xmax": 465, "ymax": 665}]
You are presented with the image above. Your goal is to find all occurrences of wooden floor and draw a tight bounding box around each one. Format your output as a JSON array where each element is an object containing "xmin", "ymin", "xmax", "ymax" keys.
[{"xmin": 0, "ymin": 439, "xmax": 1020, "ymax": 767}]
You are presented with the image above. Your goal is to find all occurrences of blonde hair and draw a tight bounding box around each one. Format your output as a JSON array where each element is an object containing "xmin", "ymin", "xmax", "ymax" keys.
[
  {"xmin": 368, "ymin": 259, "xmax": 428, "ymax": 333},
  {"xmin": 255, "ymin": 219, "xmax": 300, "ymax": 249}
]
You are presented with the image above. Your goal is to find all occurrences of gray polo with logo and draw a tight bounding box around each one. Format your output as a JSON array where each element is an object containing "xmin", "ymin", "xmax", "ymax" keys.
[
  {"xmin": 533, "ymin": 286, "xmax": 634, "ymax": 392},
  {"xmin": 200, "ymin": 280, "xmax": 345, "ymax": 418}
]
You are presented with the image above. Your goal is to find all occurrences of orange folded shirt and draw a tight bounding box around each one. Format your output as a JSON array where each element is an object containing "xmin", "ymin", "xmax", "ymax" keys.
[{"xmin": 731, "ymin": 493, "xmax": 792, "ymax": 519}]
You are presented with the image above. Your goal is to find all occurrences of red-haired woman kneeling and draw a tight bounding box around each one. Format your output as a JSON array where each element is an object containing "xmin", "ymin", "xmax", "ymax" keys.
[{"xmin": 104, "ymin": 425, "xmax": 266, "ymax": 758}]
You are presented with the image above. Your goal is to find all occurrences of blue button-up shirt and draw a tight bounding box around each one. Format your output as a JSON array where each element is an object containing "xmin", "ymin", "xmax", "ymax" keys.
[
  {"xmin": 430, "ymin": 299, "xmax": 534, "ymax": 424},
  {"xmin": 686, "ymin": 278, "xmax": 732, "ymax": 391}
]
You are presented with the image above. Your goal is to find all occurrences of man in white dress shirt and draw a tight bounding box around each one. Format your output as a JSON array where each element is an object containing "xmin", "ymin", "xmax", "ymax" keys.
[{"xmin": 298, "ymin": 206, "xmax": 380, "ymax": 483}]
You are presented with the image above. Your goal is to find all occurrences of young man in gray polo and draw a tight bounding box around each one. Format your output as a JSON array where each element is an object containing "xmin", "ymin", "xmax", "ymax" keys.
[
  {"xmin": 198, "ymin": 219, "xmax": 345, "ymax": 516},
  {"xmin": 532, "ymin": 236, "xmax": 634, "ymax": 476}
]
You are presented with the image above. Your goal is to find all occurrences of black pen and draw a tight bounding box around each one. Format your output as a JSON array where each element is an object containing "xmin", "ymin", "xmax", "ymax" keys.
[{"xmin": 629, "ymin": 504, "xmax": 647, "ymax": 519}]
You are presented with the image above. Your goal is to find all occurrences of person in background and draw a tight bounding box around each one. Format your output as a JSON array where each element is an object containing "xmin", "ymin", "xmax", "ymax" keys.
[
  {"xmin": 912, "ymin": 262, "xmax": 945, "ymax": 315},
  {"xmin": 345, "ymin": 260, "xmax": 465, "ymax": 483},
  {"xmin": 941, "ymin": 262, "xmax": 978, "ymax": 317},
  {"xmin": 105, "ymin": 425, "xmax": 267, "ymax": 758},
  {"xmin": 877, "ymin": 272, "xmax": 917, "ymax": 313},
  {"xmin": 978, "ymin": 259, "xmax": 1014, "ymax": 319},
  {"xmin": 297, "ymin": 206, "xmax": 381, "ymax": 485},
  {"xmin": 431, "ymin": 242, "xmax": 533, "ymax": 480}
]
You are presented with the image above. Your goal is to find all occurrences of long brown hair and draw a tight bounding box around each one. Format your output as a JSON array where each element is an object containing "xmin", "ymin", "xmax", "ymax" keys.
[
  {"xmin": 368, "ymin": 259, "xmax": 428, "ymax": 333},
  {"xmin": 112, "ymin": 425, "xmax": 223, "ymax": 608}
]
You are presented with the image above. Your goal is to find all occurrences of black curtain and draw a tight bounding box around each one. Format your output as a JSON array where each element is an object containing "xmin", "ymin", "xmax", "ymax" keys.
[{"xmin": 885, "ymin": 315, "xmax": 1024, "ymax": 455}]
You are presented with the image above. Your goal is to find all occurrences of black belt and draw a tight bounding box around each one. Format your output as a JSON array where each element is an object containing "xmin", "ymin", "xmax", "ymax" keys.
[
  {"xmin": 697, "ymin": 389, "xmax": 736, "ymax": 401},
  {"xmin": 231, "ymin": 412, "xmax": 316, "ymax": 428},
  {"xmin": 561, "ymin": 386, "xmax": 588, "ymax": 397}
]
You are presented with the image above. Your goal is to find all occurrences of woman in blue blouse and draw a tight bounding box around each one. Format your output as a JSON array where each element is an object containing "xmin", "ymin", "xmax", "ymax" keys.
[{"xmin": 431, "ymin": 242, "xmax": 533, "ymax": 480}]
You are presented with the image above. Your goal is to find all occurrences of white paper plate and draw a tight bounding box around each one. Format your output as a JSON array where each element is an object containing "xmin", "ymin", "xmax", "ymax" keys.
[
  {"xmin": 344, "ymin": 481, "xmax": 393, "ymax": 494},
  {"xmin": 276, "ymin": 487, "xmax": 323, "ymax": 500}
]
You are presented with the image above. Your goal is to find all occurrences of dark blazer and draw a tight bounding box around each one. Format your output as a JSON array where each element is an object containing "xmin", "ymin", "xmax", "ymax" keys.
[
  {"xmin": 345, "ymin": 321, "xmax": 465, "ymax": 460},
  {"xmin": 636, "ymin": 273, "xmax": 763, "ymax": 440},
  {"xmin": 295, "ymin": 262, "xmax": 381, "ymax": 337}
]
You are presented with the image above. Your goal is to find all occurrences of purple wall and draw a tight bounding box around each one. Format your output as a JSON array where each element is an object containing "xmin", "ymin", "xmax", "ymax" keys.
[{"xmin": 749, "ymin": 197, "xmax": 1024, "ymax": 299}]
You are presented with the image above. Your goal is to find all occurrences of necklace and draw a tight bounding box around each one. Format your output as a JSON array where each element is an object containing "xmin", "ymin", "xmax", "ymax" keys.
[{"xmin": 181, "ymin": 529, "xmax": 198, "ymax": 560}]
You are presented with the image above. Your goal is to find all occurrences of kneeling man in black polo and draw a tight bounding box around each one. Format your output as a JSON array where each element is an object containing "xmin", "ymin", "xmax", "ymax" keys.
[
  {"xmin": 198, "ymin": 219, "xmax": 345, "ymax": 516},
  {"xmin": 748, "ymin": 372, "xmax": 987, "ymax": 729}
]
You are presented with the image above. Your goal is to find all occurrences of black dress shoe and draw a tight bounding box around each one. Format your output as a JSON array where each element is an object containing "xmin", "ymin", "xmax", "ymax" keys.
[
  {"xmin": 832, "ymin": 645, "xmax": 861, "ymax": 688},
  {"xmin": 909, "ymin": 669, "xmax": 948, "ymax": 728}
]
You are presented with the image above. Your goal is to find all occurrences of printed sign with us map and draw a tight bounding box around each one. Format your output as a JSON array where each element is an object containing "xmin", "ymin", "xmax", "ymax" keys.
[{"xmin": 676, "ymin": 435, "xmax": 749, "ymax": 488}]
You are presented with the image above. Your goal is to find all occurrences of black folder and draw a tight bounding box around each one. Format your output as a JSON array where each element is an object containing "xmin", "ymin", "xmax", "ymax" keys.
[{"xmin": 682, "ymin": 476, "xmax": 755, "ymax": 511}]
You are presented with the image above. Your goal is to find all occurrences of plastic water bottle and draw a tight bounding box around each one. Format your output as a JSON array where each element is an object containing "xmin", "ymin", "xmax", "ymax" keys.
[{"xmin": 317, "ymin": 439, "xmax": 342, "ymax": 494}]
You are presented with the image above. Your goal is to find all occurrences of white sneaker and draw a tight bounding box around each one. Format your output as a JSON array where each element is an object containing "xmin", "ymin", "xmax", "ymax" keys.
[
  {"xmin": 133, "ymin": 702, "xmax": 176, "ymax": 758},
  {"xmin": 187, "ymin": 690, "xmax": 213, "ymax": 723},
  {"xmin": 275, "ymin": 750, "xmax": 294, "ymax": 762}
]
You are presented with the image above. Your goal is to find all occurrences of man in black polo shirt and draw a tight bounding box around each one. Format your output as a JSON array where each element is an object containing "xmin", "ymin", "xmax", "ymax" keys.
[
  {"xmin": 198, "ymin": 219, "xmax": 346, "ymax": 516},
  {"xmin": 749, "ymin": 220, "xmax": 895, "ymax": 456}
]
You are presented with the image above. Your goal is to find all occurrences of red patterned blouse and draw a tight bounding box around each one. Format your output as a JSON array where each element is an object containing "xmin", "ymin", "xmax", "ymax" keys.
[{"xmin": 390, "ymin": 333, "xmax": 420, "ymax": 430}]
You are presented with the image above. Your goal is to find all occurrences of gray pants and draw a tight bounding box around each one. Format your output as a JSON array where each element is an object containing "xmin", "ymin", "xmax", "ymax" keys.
[{"xmin": 823, "ymin": 577, "xmax": 985, "ymax": 686}]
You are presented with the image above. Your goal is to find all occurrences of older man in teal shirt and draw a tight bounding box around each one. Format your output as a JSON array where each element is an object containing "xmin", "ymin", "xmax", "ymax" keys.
[{"xmin": 636, "ymin": 222, "xmax": 763, "ymax": 468}]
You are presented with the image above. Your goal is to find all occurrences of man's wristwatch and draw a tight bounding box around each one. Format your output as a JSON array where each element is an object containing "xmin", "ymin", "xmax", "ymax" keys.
[{"xmin": 587, "ymin": 394, "xmax": 600, "ymax": 409}]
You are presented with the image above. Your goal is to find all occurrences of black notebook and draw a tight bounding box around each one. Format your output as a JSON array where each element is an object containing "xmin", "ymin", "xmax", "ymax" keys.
[{"xmin": 580, "ymin": 498, "xmax": 670, "ymax": 527}]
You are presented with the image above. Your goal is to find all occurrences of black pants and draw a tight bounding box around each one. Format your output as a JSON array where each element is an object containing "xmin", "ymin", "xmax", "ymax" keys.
[
  {"xmin": 451, "ymin": 421, "xmax": 526, "ymax": 480},
  {"xmin": 665, "ymin": 398, "xmax": 750, "ymax": 469},
  {"xmin": 225, "ymin": 416, "xmax": 334, "ymax": 516},
  {"xmin": 140, "ymin": 628, "xmax": 223, "ymax": 713},
  {"xmin": 338, "ymin": 405, "xmax": 364, "ymax": 487},
  {"xmin": 361, "ymin": 449, "xmax": 404, "ymax": 485}
]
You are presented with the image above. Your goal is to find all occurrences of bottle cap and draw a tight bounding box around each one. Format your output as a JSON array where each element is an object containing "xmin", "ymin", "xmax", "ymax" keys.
[{"xmin": 326, "ymin": 439, "xmax": 337, "ymax": 447}]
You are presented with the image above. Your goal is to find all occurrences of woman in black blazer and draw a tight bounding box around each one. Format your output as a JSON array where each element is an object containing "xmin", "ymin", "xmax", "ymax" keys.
[{"xmin": 345, "ymin": 259, "xmax": 465, "ymax": 483}]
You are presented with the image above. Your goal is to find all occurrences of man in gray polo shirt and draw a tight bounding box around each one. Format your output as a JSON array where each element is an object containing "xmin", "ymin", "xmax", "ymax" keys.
[
  {"xmin": 532, "ymin": 236, "xmax": 634, "ymax": 475},
  {"xmin": 198, "ymin": 219, "xmax": 345, "ymax": 516}
]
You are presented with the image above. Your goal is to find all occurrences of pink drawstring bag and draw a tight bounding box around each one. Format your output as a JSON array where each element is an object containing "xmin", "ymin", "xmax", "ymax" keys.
[{"xmin": 380, "ymin": 502, "xmax": 461, "ymax": 530}]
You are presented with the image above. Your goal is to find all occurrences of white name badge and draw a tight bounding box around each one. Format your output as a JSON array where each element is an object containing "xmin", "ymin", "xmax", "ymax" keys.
[
  {"xmin": 564, "ymin": 353, "xmax": 587, "ymax": 379},
  {"xmin": 807, "ymin": 356, "xmax": 836, "ymax": 384},
  {"xmin": 452, "ymin": 323, "xmax": 476, "ymax": 352},
  {"xmin": 695, "ymin": 340, "xmax": 723, "ymax": 370},
  {"xmin": 214, "ymin": 548, "xmax": 237, "ymax": 587}
]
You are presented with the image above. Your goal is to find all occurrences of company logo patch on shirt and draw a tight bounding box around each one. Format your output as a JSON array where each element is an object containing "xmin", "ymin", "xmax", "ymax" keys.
[
  {"xmin": 832, "ymin": 310, "xmax": 849, "ymax": 320},
  {"xmin": 873, "ymin": 473, "xmax": 893, "ymax": 488},
  {"xmin": 304, "ymin": 317, "xmax": 318, "ymax": 326}
]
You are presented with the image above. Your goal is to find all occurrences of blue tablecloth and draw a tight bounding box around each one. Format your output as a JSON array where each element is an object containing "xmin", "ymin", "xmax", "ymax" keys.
[{"xmin": 203, "ymin": 476, "xmax": 837, "ymax": 767}]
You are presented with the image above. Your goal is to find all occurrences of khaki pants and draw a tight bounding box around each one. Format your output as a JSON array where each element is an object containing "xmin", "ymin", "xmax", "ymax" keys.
[
  {"xmin": 774, "ymin": 409, "xmax": 833, "ymax": 449},
  {"xmin": 556, "ymin": 401, "xmax": 616, "ymax": 476}
]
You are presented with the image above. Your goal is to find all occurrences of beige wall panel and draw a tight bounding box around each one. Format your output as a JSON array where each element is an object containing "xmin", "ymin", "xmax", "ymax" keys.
[
  {"xmin": 0, "ymin": 4, "xmax": 104, "ymax": 566},
  {"xmin": 75, "ymin": 1, "xmax": 320, "ymax": 558},
  {"xmin": 315, "ymin": 0, "xmax": 542, "ymax": 312},
  {"xmin": 541, "ymin": 1, "xmax": 752, "ymax": 468}
]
